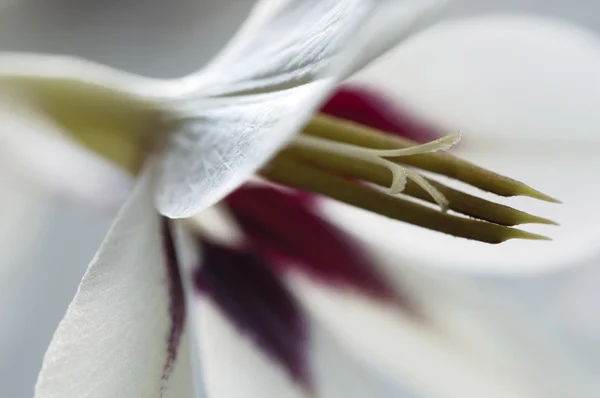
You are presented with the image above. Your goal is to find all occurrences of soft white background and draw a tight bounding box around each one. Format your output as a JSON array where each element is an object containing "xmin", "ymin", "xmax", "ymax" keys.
[{"xmin": 1, "ymin": 1, "xmax": 599, "ymax": 397}]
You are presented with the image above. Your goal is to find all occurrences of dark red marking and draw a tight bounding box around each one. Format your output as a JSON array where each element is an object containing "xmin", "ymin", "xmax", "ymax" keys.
[
  {"xmin": 226, "ymin": 186, "xmax": 403, "ymax": 304},
  {"xmin": 160, "ymin": 218, "xmax": 186, "ymax": 382},
  {"xmin": 194, "ymin": 239, "xmax": 312, "ymax": 391}
]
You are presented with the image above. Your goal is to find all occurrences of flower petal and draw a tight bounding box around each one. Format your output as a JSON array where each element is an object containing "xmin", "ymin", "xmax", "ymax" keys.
[
  {"xmin": 194, "ymin": 240, "xmax": 311, "ymax": 392},
  {"xmin": 527, "ymin": 263, "xmax": 600, "ymax": 372},
  {"xmin": 175, "ymin": 232, "xmax": 394, "ymax": 398},
  {"xmin": 0, "ymin": 162, "xmax": 55, "ymax": 397},
  {"xmin": 354, "ymin": 15, "xmax": 600, "ymax": 146},
  {"xmin": 0, "ymin": 98, "xmax": 133, "ymax": 208},
  {"xmin": 155, "ymin": 0, "xmax": 448, "ymax": 218},
  {"xmin": 189, "ymin": 0, "xmax": 449, "ymax": 97},
  {"xmin": 0, "ymin": 49, "xmax": 179, "ymax": 183},
  {"xmin": 0, "ymin": 157, "xmax": 49, "ymax": 283},
  {"xmin": 35, "ymin": 171, "xmax": 194, "ymax": 398},
  {"xmin": 288, "ymin": 239, "xmax": 599, "ymax": 398}
]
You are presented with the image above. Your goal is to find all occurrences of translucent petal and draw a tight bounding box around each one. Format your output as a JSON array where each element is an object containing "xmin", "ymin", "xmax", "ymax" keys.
[
  {"xmin": 155, "ymin": 0, "xmax": 448, "ymax": 218},
  {"xmin": 0, "ymin": 159, "xmax": 49, "ymax": 283},
  {"xmin": 288, "ymin": 239, "xmax": 599, "ymax": 398},
  {"xmin": 0, "ymin": 97, "xmax": 134, "ymax": 208},
  {"xmin": 35, "ymin": 171, "xmax": 194, "ymax": 398},
  {"xmin": 193, "ymin": 300, "xmax": 392, "ymax": 398},
  {"xmin": 354, "ymin": 15, "xmax": 600, "ymax": 146},
  {"xmin": 517, "ymin": 263, "xmax": 600, "ymax": 375}
]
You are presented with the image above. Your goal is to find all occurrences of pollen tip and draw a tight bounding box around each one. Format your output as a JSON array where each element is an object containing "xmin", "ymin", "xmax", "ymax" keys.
[
  {"xmin": 518, "ymin": 186, "xmax": 561, "ymax": 203},
  {"xmin": 506, "ymin": 229, "xmax": 552, "ymax": 242},
  {"xmin": 530, "ymin": 217, "xmax": 560, "ymax": 226},
  {"xmin": 512, "ymin": 213, "xmax": 560, "ymax": 226}
]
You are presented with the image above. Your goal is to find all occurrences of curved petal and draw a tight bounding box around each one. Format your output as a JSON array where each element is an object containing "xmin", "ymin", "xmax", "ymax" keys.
[
  {"xmin": 155, "ymin": 0, "xmax": 449, "ymax": 218},
  {"xmin": 0, "ymin": 164, "xmax": 54, "ymax": 397},
  {"xmin": 35, "ymin": 172, "xmax": 194, "ymax": 398},
  {"xmin": 529, "ymin": 262, "xmax": 600, "ymax": 372},
  {"xmin": 0, "ymin": 99, "xmax": 133, "ymax": 208},
  {"xmin": 342, "ymin": 15, "xmax": 600, "ymax": 274},
  {"xmin": 0, "ymin": 159, "xmax": 49, "ymax": 283},
  {"xmin": 194, "ymin": 301, "xmax": 392, "ymax": 398}
]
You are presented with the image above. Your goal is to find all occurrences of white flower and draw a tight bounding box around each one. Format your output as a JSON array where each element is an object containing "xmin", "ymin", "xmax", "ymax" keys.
[{"xmin": 1, "ymin": 3, "xmax": 592, "ymax": 398}]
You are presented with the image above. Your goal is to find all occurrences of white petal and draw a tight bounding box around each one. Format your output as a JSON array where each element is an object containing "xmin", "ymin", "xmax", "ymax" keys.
[
  {"xmin": 0, "ymin": 164, "xmax": 55, "ymax": 397},
  {"xmin": 530, "ymin": 263, "xmax": 600, "ymax": 371},
  {"xmin": 0, "ymin": 96, "xmax": 134, "ymax": 209},
  {"xmin": 155, "ymin": 0, "xmax": 449, "ymax": 218},
  {"xmin": 193, "ymin": 299, "xmax": 392, "ymax": 398},
  {"xmin": 0, "ymin": 52, "xmax": 185, "ymax": 206},
  {"xmin": 190, "ymin": 0, "xmax": 449, "ymax": 96},
  {"xmin": 287, "ymin": 248, "xmax": 599, "ymax": 398},
  {"xmin": 354, "ymin": 14, "xmax": 600, "ymax": 146},
  {"xmin": 0, "ymin": 158, "xmax": 49, "ymax": 283},
  {"xmin": 35, "ymin": 171, "xmax": 194, "ymax": 398}
]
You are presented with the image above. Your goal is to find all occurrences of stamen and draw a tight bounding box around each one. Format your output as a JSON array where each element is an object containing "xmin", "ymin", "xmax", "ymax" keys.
[
  {"xmin": 403, "ymin": 169, "xmax": 449, "ymax": 211},
  {"xmin": 260, "ymin": 155, "xmax": 551, "ymax": 244},
  {"xmin": 282, "ymin": 145, "xmax": 556, "ymax": 227},
  {"xmin": 362, "ymin": 132, "xmax": 461, "ymax": 157},
  {"xmin": 262, "ymin": 112, "xmax": 560, "ymax": 242},
  {"xmin": 304, "ymin": 115, "xmax": 559, "ymax": 203},
  {"xmin": 292, "ymin": 134, "xmax": 453, "ymax": 210},
  {"xmin": 386, "ymin": 161, "xmax": 408, "ymax": 194}
]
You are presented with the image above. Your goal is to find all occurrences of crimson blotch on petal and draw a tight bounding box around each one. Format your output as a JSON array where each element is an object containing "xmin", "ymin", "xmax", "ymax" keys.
[
  {"xmin": 225, "ymin": 186, "xmax": 419, "ymax": 318},
  {"xmin": 193, "ymin": 238, "xmax": 312, "ymax": 391}
]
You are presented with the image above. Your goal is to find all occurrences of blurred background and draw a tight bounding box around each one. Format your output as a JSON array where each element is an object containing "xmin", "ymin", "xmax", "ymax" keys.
[{"xmin": 1, "ymin": 0, "xmax": 600, "ymax": 396}]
